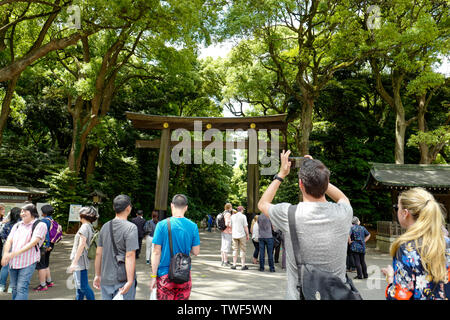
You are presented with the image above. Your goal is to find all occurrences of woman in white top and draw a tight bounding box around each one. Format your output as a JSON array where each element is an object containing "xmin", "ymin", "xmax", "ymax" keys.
[
  {"xmin": 220, "ymin": 203, "xmax": 233, "ymax": 266},
  {"xmin": 67, "ymin": 206, "xmax": 99, "ymax": 300},
  {"xmin": 250, "ymin": 215, "xmax": 259, "ymax": 264}
]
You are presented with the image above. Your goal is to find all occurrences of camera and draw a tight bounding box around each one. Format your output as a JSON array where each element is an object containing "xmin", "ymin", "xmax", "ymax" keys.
[{"xmin": 288, "ymin": 157, "xmax": 306, "ymax": 169}]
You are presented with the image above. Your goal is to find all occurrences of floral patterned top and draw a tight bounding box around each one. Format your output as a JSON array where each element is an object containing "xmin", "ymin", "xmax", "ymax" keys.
[
  {"xmin": 0, "ymin": 221, "xmax": 15, "ymax": 240},
  {"xmin": 349, "ymin": 225, "xmax": 370, "ymax": 254},
  {"xmin": 385, "ymin": 238, "xmax": 450, "ymax": 300}
]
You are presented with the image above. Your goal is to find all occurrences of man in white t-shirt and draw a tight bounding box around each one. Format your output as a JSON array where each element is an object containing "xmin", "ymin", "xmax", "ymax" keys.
[
  {"xmin": 230, "ymin": 206, "xmax": 249, "ymax": 270},
  {"xmin": 258, "ymin": 151, "xmax": 352, "ymax": 299}
]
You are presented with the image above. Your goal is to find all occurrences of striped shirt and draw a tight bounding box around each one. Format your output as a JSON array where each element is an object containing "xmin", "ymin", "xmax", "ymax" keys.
[{"xmin": 7, "ymin": 219, "xmax": 47, "ymax": 269}]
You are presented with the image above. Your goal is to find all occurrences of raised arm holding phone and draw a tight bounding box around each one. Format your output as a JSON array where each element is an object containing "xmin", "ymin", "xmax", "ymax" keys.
[{"xmin": 258, "ymin": 150, "xmax": 354, "ymax": 300}]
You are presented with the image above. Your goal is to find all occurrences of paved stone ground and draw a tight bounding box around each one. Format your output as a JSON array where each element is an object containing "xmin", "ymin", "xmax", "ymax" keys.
[{"xmin": 0, "ymin": 228, "xmax": 390, "ymax": 300}]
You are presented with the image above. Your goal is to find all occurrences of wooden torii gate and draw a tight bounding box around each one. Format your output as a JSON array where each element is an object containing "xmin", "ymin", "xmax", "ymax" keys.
[{"xmin": 126, "ymin": 112, "xmax": 288, "ymax": 221}]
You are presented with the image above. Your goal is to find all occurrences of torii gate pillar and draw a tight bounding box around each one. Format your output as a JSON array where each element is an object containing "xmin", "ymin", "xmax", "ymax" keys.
[{"xmin": 154, "ymin": 127, "xmax": 171, "ymax": 220}]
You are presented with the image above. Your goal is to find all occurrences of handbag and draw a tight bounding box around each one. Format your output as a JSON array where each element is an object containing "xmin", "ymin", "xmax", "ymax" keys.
[
  {"xmin": 288, "ymin": 205, "xmax": 362, "ymax": 300},
  {"xmin": 109, "ymin": 220, "xmax": 127, "ymax": 283},
  {"xmin": 167, "ymin": 218, "xmax": 191, "ymax": 284},
  {"xmin": 272, "ymin": 229, "xmax": 282, "ymax": 247}
]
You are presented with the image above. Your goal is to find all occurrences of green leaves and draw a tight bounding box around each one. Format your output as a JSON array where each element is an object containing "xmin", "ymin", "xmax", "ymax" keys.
[
  {"xmin": 407, "ymin": 126, "xmax": 450, "ymax": 150},
  {"xmin": 40, "ymin": 167, "xmax": 89, "ymax": 222}
]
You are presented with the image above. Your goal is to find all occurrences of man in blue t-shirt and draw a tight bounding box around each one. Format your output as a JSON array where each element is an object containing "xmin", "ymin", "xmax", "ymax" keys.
[{"xmin": 150, "ymin": 194, "xmax": 200, "ymax": 300}]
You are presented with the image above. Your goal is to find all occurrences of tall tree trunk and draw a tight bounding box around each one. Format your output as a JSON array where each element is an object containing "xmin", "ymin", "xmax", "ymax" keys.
[
  {"xmin": 392, "ymin": 71, "xmax": 407, "ymax": 164},
  {"xmin": 371, "ymin": 60, "xmax": 415, "ymax": 164},
  {"xmin": 0, "ymin": 75, "xmax": 19, "ymax": 146},
  {"xmin": 394, "ymin": 111, "xmax": 406, "ymax": 165},
  {"xmin": 299, "ymin": 96, "xmax": 314, "ymax": 156},
  {"xmin": 67, "ymin": 98, "xmax": 99, "ymax": 174},
  {"xmin": 417, "ymin": 94, "xmax": 430, "ymax": 164},
  {"xmin": 85, "ymin": 146, "xmax": 99, "ymax": 182},
  {"xmin": 66, "ymin": 30, "xmax": 137, "ymax": 176}
]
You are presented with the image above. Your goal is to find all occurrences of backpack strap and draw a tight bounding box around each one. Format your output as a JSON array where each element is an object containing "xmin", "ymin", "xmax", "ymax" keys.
[
  {"xmin": 31, "ymin": 220, "xmax": 42, "ymax": 253},
  {"xmin": 287, "ymin": 205, "xmax": 301, "ymax": 263},
  {"xmin": 167, "ymin": 218, "xmax": 174, "ymax": 258},
  {"xmin": 87, "ymin": 223, "xmax": 95, "ymax": 248},
  {"xmin": 288, "ymin": 204, "xmax": 305, "ymax": 299},
  {"xmin": 109, "ymin": 220, "xmax": 119, "ymax": 257}
]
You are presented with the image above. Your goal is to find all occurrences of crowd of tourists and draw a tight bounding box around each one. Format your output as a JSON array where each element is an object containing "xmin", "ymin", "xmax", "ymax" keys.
[
  {"xmin": 214, "ymin": 203, "xmax": 284, "ymax": 273},
  {"xmin": 0, "ymin": 203, "xmax": 61, "ymax": 300},
  {"xmin": 0, "ymin": 151, "xmax": 448, "ymax": 301}
]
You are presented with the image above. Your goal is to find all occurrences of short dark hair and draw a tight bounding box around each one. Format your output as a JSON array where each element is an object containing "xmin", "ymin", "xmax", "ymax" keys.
[
  {"xmin": 298, "ymin": 159, "xmax": 330, "ymax": 198},
  {"xmin": 22, "ymin": 203, "xmax": 39, "ymax": 218},
  {"xmin": 79, "ymin": 206, "xmax": 99, "ymax": 223},
  {"xmin": 41, "ymin": 204, "xmax": 54, "ymax": 216},
  {"xmin": 10, "ymin": 207, "xmax": 21, "ymax": 224},
  {"xmin": 136, "ymin": 210, "xmax": 143, "ymax": 216},
  {"xmin": 113, "ymin": 194, "xmax": 132, "ymax": 213},
  {"xmin": 171, "ymin": 194, "xmax": 188, "ymax": 209}
]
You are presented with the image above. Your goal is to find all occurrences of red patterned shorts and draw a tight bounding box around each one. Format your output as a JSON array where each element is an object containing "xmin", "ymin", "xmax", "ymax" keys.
[{"xmin": 156, "ymin": 274, "xmax": 192, "ymax": 300}]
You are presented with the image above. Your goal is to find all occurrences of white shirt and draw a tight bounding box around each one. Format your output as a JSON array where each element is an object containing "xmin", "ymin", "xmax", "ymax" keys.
[
  {"xmin": 251, "ymin": 221, "xmax": 259, "ymax": 241},
  {"xmin": 230, "ymin": 212, "xmax": 248, "ymax": 239}
]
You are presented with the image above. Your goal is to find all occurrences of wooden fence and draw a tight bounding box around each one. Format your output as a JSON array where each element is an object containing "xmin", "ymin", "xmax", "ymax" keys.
[
  {"xmin": 377, "ymin": 221, "xmax": 405, "ymax": 237},
  {"xmin": 377, "ymin": 221, "xmax": 450, "ymax": 237}
]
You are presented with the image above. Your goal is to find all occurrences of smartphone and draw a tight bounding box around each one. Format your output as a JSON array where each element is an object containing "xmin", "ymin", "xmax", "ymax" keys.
[{"xmin": 288, "ymin": 157, "xmax": 306, "ymax": 169}]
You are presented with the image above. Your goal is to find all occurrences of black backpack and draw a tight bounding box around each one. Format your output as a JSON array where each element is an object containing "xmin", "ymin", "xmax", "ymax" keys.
[
  {"xmin": 216, "ymin": 212, "xmax": 227, "ymax": 231},
  {"xmin": 144, "ymin": 220, "xmax": 155, "ymax": 235},
  {"xmin": 272, "ymin": 230, "xmax": 282, "ymax": 247}
]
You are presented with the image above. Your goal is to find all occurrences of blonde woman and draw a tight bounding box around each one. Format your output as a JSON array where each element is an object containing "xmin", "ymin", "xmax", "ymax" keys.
[{"xmin": 382, "ymin": 187, "xmax": 450, "ymax": 300}]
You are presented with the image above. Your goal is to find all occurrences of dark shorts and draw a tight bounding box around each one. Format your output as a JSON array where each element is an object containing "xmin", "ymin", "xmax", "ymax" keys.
[
  {"xmin": 36, "ymin": 243, "xmax": 54, "ymax": 270},
  {"xmin": 156, "ymin": 274, "xmax": 192, "ymax": 300}
]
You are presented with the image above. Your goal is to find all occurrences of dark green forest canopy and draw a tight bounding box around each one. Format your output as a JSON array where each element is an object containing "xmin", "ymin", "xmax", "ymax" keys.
[{"xmin": 0, "ymin": 0, "xmax": 448, "ymax": 227}]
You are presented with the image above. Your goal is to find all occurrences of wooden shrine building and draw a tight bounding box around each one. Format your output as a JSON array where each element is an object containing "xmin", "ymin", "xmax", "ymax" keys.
[
  {"xmin": 126, "ymin": 112, "xmax": 289, "ymax": 221},
  {"xmin": 364, "ymin": 163, "xmax": 450, "ymax": 252}
]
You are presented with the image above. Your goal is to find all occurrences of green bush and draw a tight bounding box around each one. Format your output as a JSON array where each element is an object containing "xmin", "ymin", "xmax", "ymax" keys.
[{"xmin": 40, "ymin": 167, "xmax": 89, "ymax": 224}]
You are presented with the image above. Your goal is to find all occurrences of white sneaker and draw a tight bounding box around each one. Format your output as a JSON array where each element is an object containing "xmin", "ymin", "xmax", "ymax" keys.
[
  {"xmin": 0, "ymin": 286, "xmax": 5, "ymax": 292},
  {"xmin": 7, "ymin": 287, "xmax": 12, "ymax": 293}
]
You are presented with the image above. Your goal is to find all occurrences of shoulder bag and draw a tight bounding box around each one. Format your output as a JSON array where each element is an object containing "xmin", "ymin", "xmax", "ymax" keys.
[{"xmin": 109, "ymin": 220, "xmax": 128, "ymax": 283}]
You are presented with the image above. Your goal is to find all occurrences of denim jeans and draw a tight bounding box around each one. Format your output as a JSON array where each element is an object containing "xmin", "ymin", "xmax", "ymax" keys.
[
  {"xmin": 101, "ymin": 279, "xmax": 137, "ymax": 300},
  {"xmin": 259, "ymin": 238, "xmax": 274, "ymax": 271},
  {"xmin": 0, "ymin": 263, "xmax": 10, "ymax": 287},
  {"xmin": 9, "ymin": 262, "xmax": 37, "ymax": 300},
  {"xmin": 73, "ymin": 269, "xmax": 95, "ymax": 300}
]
